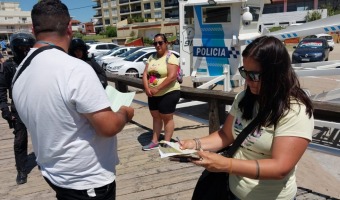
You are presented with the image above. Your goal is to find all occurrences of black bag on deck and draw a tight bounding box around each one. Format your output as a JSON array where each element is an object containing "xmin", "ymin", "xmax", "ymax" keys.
[{"xmin": 192, "ymin": 116, "xmax": 260, "ymax": 200}]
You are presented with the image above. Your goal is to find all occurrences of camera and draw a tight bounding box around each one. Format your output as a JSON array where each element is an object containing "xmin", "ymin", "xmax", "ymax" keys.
[{"xmin": 242, "ymin": 7, "xmax": 253, "ymax": 26}]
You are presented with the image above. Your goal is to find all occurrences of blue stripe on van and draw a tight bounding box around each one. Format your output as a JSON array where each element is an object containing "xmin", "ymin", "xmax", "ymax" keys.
[{"xmin": 195, "ymin": 6, "xmax": 230, "ymax": 76}]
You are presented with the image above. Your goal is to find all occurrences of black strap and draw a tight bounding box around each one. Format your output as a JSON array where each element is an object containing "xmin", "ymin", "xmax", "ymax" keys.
[
  {"xmin": 12, "ymin": 45, "xmax": 65, "ymax": 86},
  {"xmin": 221, "ymin": 116, "xmax": 260, "ymax": 158}
]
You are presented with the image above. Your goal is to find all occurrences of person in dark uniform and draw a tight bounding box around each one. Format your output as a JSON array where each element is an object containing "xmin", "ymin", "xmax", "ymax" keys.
[
  {"xmin": 0, "ymin": 32, "xmax": 35, "ymax": 184},
  {"xmin": 0, "ymin": 52, "xmax": 5, "ymax": 63},
  {"xmin": 69, "ymin": 38, "xmax": 108, "ymax": 88}
]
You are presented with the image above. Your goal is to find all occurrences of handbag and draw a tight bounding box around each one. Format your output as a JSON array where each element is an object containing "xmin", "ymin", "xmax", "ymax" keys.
[{"xmin": 192, "ymin": 116, "xmax": 260, "ymax": 200}]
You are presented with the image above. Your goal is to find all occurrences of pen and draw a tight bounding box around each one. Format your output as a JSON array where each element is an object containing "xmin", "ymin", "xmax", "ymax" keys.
[{"xmin": 176, "ymin": 136, "xmax": 182, "ymax": 145}]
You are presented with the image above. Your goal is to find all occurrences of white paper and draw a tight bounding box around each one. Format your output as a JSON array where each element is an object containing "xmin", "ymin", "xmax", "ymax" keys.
[
  {"xmin": 105, "ymin": 85, "xmax": 136, "ymax": 112},
  {"xmin": 158, "ymin": 140, "xmax": 199, "ymax": 159}
]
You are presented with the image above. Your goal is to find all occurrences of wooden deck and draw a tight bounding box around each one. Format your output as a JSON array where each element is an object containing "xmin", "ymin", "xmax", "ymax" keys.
[
  {"xmin": 0, "ymin": 102, "xmax": 207, "ymax": 200},
  {"xmin": 1, "ymin": 100, "xmax": 339, "ymax": 199}
]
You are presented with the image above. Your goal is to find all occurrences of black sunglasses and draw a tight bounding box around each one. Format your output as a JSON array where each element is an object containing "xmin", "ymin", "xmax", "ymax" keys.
[
  {"xmin": 238, "ymin": 66, "xmax": 262, "ymax": 82},
  {"xmin": 153, "ymin": 41, "xmax": 165, "ymax": 46}
]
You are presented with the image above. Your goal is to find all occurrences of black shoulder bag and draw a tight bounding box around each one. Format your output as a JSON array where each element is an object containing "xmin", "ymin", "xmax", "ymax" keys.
[
  {"xmin": 12, "ymin": 45, "xmax": 65, "ymax": 87},
  {"xmin": 192, "ymin": 116, "xmax": 260, "ymax": 200}
]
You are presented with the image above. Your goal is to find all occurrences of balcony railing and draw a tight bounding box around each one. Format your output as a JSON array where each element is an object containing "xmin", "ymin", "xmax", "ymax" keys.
[
  {"xmin": 130, "ymin": 8, "xmax": 141, "ymax": 12},
  {"xmin": 92, "ymin": 5, "xmax": 101, "ymax": 9},
  {"xmin": 164, "ymin": 3, "xmax": 179, "ymax": 7},
  {"xmin": 120, "ymin": 9, "xmax": 130, "ymax": 14},
  {"xmin": 119, "ymin": 0, "xmax": 129, "ymax": 4},
  {"xmin": 0, "ymin": 28, "xmax": 31, "ymax": 33},
  {"xmin": 165, "ymin": 13, "xmax": 179, "ymax": 18}
]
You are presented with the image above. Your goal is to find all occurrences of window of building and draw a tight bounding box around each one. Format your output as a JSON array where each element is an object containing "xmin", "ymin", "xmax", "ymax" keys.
[
  {"xmin": 104, "ymin": 10, "xmax": 110, "ymax": 17},
  {"xmin": 144, "ymin": 13, "xmax": 151, "ymax": 18},
  {"xmin": 154, "ymin": 11, "xmax": 162, "ymax": 19},
  {"xmin": 144, "ymin": 3, "xmax": 151, "ymax": 10},
  {"xmin": 105, "ymin": 19, "xmax": 110, "ymax": 24},
  {"xmin": 154, "ymin": 1, "xmax": 161, "ymax": 9},
  {"xmin": 202, "ymin": 6, "xmax": 231, "ymax": 23},
  {"xmin": 112, "ymin": 9, "xmax": 117, "ymax": 15}
]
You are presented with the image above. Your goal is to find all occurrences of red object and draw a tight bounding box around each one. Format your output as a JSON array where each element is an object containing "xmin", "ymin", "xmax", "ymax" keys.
[{"xmin": 125, "ymin": 37, "xmax": 144, "ymax": 46}]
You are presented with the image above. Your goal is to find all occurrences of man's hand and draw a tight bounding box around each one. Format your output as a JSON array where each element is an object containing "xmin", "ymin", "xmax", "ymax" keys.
[
  {"xmin": 119, "ymin": 106, "xmax": 134, "ymax": 122},
  {"xmin": 1, "ymin": 108, "xmax": 14, "ymax": 128}
]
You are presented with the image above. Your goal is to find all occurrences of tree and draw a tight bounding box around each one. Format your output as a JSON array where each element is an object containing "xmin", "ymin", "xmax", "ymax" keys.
[
  {"xmin": 73, "ymin": 32, "xmax": 84, "ymax": 39},
  {"xmin": 305, "ymin": 10, "xmax": 322, "ymax": 22},
  {"xmin": 105, "ymin": 26, "xmax": 117, "ymax": 37}
]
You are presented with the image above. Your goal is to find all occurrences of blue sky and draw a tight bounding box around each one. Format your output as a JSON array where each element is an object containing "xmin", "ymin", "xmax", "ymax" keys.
[{"xmin": 16, "ymin": 0, "xmax": 96, "ymax": 23}]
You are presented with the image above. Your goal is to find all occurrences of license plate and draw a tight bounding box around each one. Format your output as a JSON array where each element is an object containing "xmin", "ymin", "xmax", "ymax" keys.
[{"xmin": 301, "ymin": 58, "xmax": 310, "ymax": 61}]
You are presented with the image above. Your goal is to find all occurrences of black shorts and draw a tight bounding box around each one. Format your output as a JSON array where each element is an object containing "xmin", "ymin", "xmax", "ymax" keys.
[{"xmin": 148, "ymin": 90, "xmax": 180, "ymax": 114}]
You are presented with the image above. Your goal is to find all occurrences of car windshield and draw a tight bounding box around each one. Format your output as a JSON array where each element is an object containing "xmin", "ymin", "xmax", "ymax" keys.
[
  {"xmin": 124, "ymin": 51, "xmax": 146, "ymax": 61},
  {"xmin": 297, "ymin": 41, "xmax": 324, "ymax": 49},
  {"xmin": 105, "ymin": 47, "xmax": 120, "ymax": 55},
  {"xmin": 118, "ymin": 47, "xmax": 143, "ymax": 57},
  {"xmin": 319, "ymin": 36, "xmax": 333, "ymax": 40}
]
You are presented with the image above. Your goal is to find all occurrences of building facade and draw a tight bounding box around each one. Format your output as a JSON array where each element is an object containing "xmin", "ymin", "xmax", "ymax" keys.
[
  {"xmin": 92, "ymin": 0, "xmax": 179, "ymax": 35},
  {"xmin": 0, "ymin": 2, "xmax": 32, "ymax": 41},
  {"xmin": 92, "ymin": 0, "xmax": 334, "ymax": 41}
]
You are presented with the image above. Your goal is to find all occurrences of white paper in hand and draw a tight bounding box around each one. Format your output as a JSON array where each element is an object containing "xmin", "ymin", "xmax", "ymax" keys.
[
  {"xmin": 105, "ymin": 85, "xmax": 136, "ymax": 112},
  {"xmin": 158, "ymin": 140, "xmax": 198, "ymax": 159}
]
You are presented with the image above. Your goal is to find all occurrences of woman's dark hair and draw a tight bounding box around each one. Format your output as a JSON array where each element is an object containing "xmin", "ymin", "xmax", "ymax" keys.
[
  {"xmin": 69, "ymin": 38, "xmax": 88, "ymax": 61},
  {"xmin": 154, "ymin": 33, "xmax": 168, "ymax": 43},
  {"xmin": 31, "ymin": 0, "xmax": 70, "ymax": 37},
  {"xmin": 240, "ymin": 36, "xmax": 313, "ymax": 128}
]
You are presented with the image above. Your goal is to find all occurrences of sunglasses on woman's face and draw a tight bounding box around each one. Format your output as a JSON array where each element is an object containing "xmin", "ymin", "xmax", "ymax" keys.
[
  {"xmin": 153, "ymin": 41, "xmax": 165, "ymax": 46},
  {"xmin": 238, "ymin": 66, "xmax": 262, "ymax": 82}
]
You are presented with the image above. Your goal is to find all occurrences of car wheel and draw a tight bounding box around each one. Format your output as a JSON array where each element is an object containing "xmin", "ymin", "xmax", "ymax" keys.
[{"xmin": 126, "ymin": 69, "xmax": 139, "ymax": 78}]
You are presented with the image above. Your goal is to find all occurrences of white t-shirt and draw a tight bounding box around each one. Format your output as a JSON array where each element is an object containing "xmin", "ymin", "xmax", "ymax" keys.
[
  {"xmin": 12, "ymin": 48, "xmax": 117, "ymax": 190},
  {"xmin": 228, "ymin": 91, "xmax": 314, "ymax": 200}
]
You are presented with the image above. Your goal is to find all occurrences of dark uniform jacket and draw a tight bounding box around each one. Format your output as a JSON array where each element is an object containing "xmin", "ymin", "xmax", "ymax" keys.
[{"xmin": 0, "ymin": 59, "xmax": 16, "ymax": 111}]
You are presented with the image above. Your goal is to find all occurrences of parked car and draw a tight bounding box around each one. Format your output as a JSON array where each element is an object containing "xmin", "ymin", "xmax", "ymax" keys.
[
  {"xmin": 84, "ymin": 40, "xmax": 99, "ymax": 45},
  {"xmin": 95, "ymin": 46, "xmax": 136, "ymax": 67},
  {"xmin": 86, "ymin": 42, "xmax": 119, "ymax": 58},
  {"xmin": 102, "ymin": 46, "xmax": 154, "ymax": 70},
  {"xmin": 106, "ymin": 49, "xmax": 180, "ymax": 78},
  {"xmin": 292, "ymin": 38, "xmax": 332, "ymax": 64},
  {"xmin": 304, "ymin": 33, "xmax": 334, "ymax": 50}
]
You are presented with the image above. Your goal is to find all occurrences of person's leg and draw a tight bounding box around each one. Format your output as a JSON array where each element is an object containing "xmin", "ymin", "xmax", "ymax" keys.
[
  {"xmin": 160, "ymin": 113, "xmax": 174, "ymax": 141},
  {"xmin": 150, "ymin": 110, "xmax": 163, "ymax": 143},
  {"xmin": 13, "ymin": 114, "xmax": 28, "ymax": 184},
  {"xmin": 143, "ymin": 96, "xmax": 162, "ymax": 150},
  {"xmin": 158, "ymin": 90, "xmax": 180, "ymax": 141}
]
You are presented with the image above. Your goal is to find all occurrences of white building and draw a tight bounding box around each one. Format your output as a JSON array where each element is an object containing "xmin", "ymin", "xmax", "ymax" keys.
[{"xmin": 0, "ymin": 1, "xmax": 32, "ymax": 41}]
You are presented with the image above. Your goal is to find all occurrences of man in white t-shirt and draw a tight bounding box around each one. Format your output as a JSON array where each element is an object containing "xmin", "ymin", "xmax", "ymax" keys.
[{"xmin": 12, "ymin": 1, "xmax": 134, "ymax": 199}]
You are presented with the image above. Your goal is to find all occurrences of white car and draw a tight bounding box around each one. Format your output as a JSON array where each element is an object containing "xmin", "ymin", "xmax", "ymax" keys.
[
  {"xmin": 95, "ymin": 46, "xmax": 135, "ymax": 67},
  {"xmin": 305, "ymin": 34, "xmax": 335, "ymax": 50},
  {"xmin": 86, "ymin": 42, "xmax": 119, "ymax": 58},
  {"xmin": 102, "ymin": 46, "xmax": 154, "ymax": 71},
  {"xmin": 106, "ymin": 49, "xmax": 180, "ymax": 78}
]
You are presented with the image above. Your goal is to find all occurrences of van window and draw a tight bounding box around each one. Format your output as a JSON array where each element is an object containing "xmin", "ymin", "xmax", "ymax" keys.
[{"xmin": 202, "ymin": 6, "xmax": 231, "ymax": 23}]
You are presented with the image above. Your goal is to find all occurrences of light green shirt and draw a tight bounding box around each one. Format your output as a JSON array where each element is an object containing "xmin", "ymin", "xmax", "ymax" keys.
[
  {"xmin": 229, "ymin": 91, "xmax": 314, "ymax": 200},
  {"xmin": 146, "ymin": 52, "xmax": 180, "ymax": 96}
]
